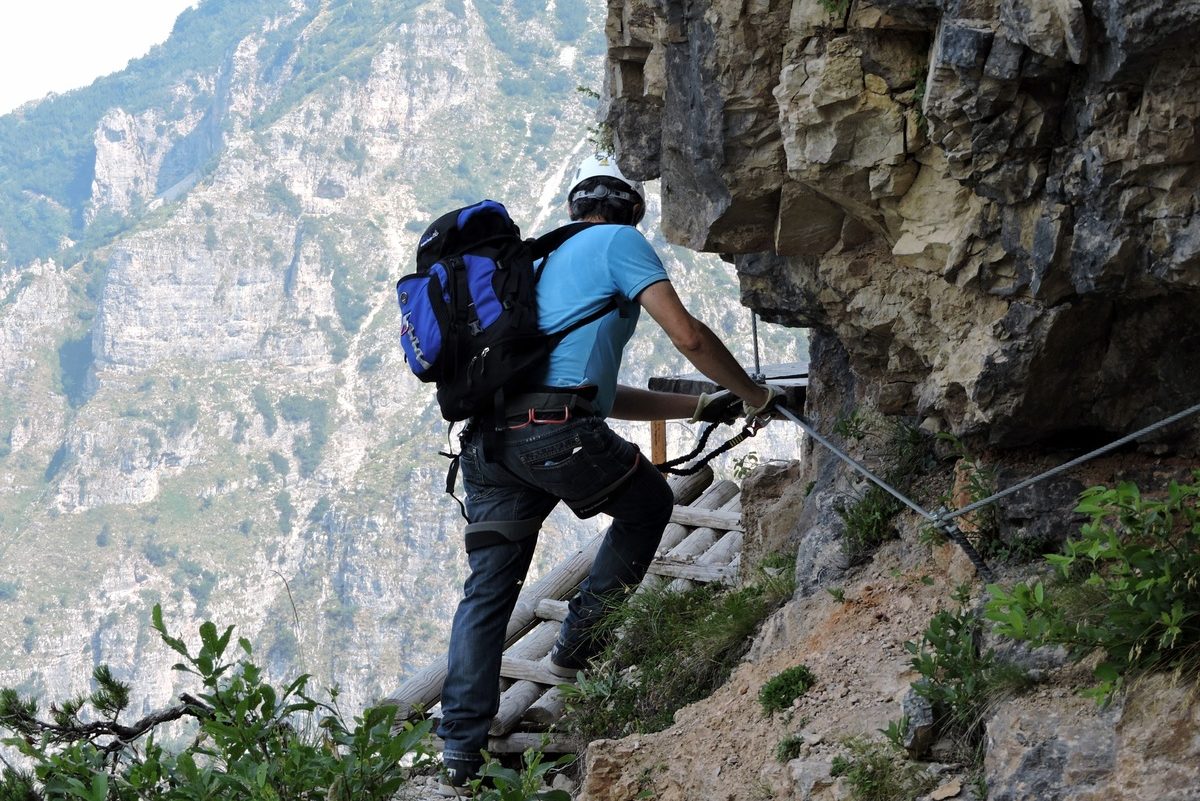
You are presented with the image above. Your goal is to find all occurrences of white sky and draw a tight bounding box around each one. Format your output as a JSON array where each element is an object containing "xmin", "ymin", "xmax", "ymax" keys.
[{"xmin": 0, "ymin": 0, "xmax": 196, "ymax": 115}]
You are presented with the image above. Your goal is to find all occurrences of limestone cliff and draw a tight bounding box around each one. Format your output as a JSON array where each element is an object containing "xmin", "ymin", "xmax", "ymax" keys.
[
  {"xmin": 605, "ymin": 0, "xmax": 1200, "ymax": 448},
  {"xmin": 582, "ymin": 2, "xmax": 1200, "ymax": 799}
]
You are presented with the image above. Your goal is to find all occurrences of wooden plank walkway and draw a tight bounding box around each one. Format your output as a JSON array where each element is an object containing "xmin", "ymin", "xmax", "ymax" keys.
[{"xmin": 383, "ymin": 466, "xmax": 746, "ymax": 754}]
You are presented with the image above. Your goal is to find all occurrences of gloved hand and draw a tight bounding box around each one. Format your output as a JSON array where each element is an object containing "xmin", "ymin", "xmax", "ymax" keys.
[
  {"xmin": 690, "ymin": 389, "xmax": 742, "ymax": 424},
  {"xmin": 743, "ymin": 384, "xmax": 785, "ymax": 420}
]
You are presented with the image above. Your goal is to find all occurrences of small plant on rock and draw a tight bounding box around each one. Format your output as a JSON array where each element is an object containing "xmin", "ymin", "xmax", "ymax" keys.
[
  {"xmin": 901, "ymin": 585, "xmax": 1031, "ymax": 760},
  {"xmin": 836, "ymin": 419, "xmax": 936, "ymax": 564},
  {"xmin": 759, "ymin": 665, "xmax": 816, "ymax": 716},
  {"xmin": 830, "ymin": 738, "xmax": 937, "ymax": 801},
  {"xmin": 819, "ymin": 0, "xmax": 851, "ymax": 19},
  {"xmin": 776, "ymin": 733, "xmax": 806, "ymax": 763}
]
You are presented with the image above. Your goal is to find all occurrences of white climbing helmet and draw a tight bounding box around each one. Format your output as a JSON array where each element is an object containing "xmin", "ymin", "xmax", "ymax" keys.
[{"xmin": 567, "ymin": 152, "xmax": 645, "ymax": 208}]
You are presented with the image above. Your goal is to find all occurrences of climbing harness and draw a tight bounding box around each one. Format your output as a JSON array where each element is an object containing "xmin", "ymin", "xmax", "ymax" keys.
[{"xmin": 774, "ymin": 400, "xmax": 1200, "ymax": 582}]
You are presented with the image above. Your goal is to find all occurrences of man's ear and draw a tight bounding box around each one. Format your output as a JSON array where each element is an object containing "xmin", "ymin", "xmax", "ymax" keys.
[{"xmin": 631, "ymin": 203, "xmax": 645, "ymax": 226}]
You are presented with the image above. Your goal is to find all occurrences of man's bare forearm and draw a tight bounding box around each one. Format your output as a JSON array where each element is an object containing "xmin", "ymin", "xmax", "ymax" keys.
[
  {"xmin": 609, "ymin": 386, "xmax": 698, "ymax": 421},
  {"xmin": 636, "ymin": 282, "xmax": 768, "ymax": 409},
  {"xmin": 673, "ymin": 320, "xmax": 767, "ymax": 407}
]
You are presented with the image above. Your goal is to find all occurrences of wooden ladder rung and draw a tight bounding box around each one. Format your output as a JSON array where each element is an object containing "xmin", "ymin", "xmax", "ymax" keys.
[
  {"xmin": 535, "ymin": 598, "xmax": 569, "ymax": 622},
  {"xmin": 500, "ymin": 657, "xmax": 572, "ymax": 686},
  {"xmin": 670, "ymin": 506, "xmax": 741, "ymax": 531},
  {"xmin": 432, "ymin": 733, "xmax": 586, "ymax": 755},
  {"xmin": 647, "ymin": 558, "xmax": 736, "ymax": 585}
]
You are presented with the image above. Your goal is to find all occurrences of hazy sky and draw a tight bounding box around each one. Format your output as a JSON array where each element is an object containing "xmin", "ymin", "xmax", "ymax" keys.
[{"xmin": 0, "ymin": 0, "xmax": 196, "ymax": 115}]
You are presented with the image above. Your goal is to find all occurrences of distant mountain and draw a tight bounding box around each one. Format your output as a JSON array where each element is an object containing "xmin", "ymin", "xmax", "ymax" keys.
[{"xmin": 0, "ymin": 0, "xmax": 805, "ymax": 717}]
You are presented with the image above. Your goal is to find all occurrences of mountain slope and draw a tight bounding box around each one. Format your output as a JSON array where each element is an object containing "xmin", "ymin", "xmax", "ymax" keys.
[{"xmin": 0, "ymin": 0, "xmax": 805, "ymax": 716}]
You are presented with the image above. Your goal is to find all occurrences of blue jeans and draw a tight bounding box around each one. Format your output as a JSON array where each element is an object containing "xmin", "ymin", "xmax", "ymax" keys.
[{"xmin": 437, "ymin": 415, "xmax": 675, "ymax": 765}]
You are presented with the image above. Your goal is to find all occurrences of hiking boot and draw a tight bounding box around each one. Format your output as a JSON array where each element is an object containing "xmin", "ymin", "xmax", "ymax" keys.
[
  {"xmin": 434, "ymin": 759, "xmax": 483, "ymax": 797},
  {"xmin": 547, "ymin": 636, "xmax": 596, "ymax": 679}
]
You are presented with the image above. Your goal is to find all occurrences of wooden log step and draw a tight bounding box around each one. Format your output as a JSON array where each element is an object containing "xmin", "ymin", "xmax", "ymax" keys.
[
  {"xmin": 664, "ymin": 493, "xmax": 742, "ymax": 591},
  {"xmin": 490, "ymin": 681, "xmax": 548, "ymax": 736},
  {"xmin": 535, "ymin": 598, "xmax": 569, "ymax": 622},
  {"xmin": 648, "ymin": 558, "xmax": 736, "ymax": 585},
  {"xmin": 657, "ymin": 479, "xmax": 739, "ymax": 553},
  {"xmin": 500, "ymin": 656, "xmax": 571, "ymax": 686},
  {"xmin": 669, "ymin": 506, "xmax": 742, "ymax": 531},
  {"xmin": 698, "ymin": 529, "xmax": 743, "ymax": 567},
  {"xmin": 523, "ymin": 686, "xmax": 567, "ymax": 727},
  {"xmin": 491, "ymin": 623, "xmax": 562, "ymax": 736},
  {"xmin": 641, "ymin": 480, "xmax": 740, "ymax": 597},
  {"xmin": 508, "ymin": 620, "xmax": 558, "ymax": 660}
]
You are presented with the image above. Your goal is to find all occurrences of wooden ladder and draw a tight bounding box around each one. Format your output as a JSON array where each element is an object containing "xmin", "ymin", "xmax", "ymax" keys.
[{"xmin": 383, "ymin": 466, "xmax": 745, "ymax": 754}]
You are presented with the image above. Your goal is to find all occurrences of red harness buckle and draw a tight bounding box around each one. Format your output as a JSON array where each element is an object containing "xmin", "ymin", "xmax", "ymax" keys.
[{"xmin": 508, "ymin": 405, "xmax": 572, "ymax": 430}]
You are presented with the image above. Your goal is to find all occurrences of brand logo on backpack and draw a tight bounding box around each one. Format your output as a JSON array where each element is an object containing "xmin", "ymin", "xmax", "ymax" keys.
[
  {"xmin": 399, "ymin": 311, "xmax": 432, "ymax": 371},
  {"xmin": 418, "ymin": 228, "xmax": 439, "ymax": 250}
]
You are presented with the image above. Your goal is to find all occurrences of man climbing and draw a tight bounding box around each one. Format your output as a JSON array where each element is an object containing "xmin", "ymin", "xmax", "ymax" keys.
[{"xmin": 437, "ymin": 153, "xmax": 780, "ymax": 790}]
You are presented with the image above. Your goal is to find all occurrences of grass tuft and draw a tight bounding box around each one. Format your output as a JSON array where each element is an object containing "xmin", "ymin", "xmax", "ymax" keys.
[
  {"xmin": 759, "ymin": 665, "xmax": 816, "ymax": 716},
  {"xmin": 557, "ymin": 560, "xmax": 795, "ymax": 740},
  {"xmin": 830, "ymin": 738, "xmax": 937, "ymax": 801}
]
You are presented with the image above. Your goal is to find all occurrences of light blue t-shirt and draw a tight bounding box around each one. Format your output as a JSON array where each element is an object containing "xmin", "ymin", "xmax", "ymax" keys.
[{"xmin": 532, "ymin": 225, "xmax": 669, "ymax": 416}]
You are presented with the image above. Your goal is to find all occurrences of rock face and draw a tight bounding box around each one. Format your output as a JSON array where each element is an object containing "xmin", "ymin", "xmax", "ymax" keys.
[
  {"xmin": 986, "ymin": 675, "xmax": 1200, "ymax": 800},
  {"xmin": 605, "ymin": 0, "xmax": 1200, "ymax": 448}
]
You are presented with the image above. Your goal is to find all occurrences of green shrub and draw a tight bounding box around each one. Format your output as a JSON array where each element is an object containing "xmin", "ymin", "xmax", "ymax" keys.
[
  {"xmin": 472, "ymin": 749, "xmax": 573, "ymax": 801},
  {"xmin": 166, "ymin": 402, "xmax": 200, "ymax": 438},
  {"xmin": 0, "ymin": 607, "xmax": 435, "ymax": 799},
  {"xmin": 264, "ymin": 178, "xmax": 303, "ymax": 217},
  {"xmin": 838, "ymin": 486, "xmax": 903, "ymax": 564},
  {"xmin": 776, "ymin": 733, "xmax": 806, "ymax": 763},
  {"xmin": 279, "ymin": 394, "xmax": 330, "ymax": 477},
  {"xmin": 558, "ymin": 562, "xmax": 794, "ymax": 739},
  {"xmin": 986, "ymin": 474, "xmax": 1200, "ymax": 701},
  {"xmin": 835, "ymin": 419, "xmax": 935, "ymax": 564},
  {"xmin": 275, "ymin": 490, "xmax": 296, "ymax": 534},
  {"xmin": 251, "ymin": 385, "xmax": 278, "ymax": 435},
  {"xmin": 759, "ymin": 665, "xmax": 816, "ymax": 716},
  {"xmin": 57, "ymin": 332, "xmax": 94, "ymax": 408},
  {"xmin": 830, "ymin": 738, "xmax": 936, "ymax": 801},
  {"xmin": 268, "ymin": 450, "xmax": 290, "ymax": 475},
  {"xmin": 903, "ymin": 585, "xmax": 1030, "ymax": 758},
  {"xmin": 141, "ymin": 539, "xmax": 176, "ymax": 567}
]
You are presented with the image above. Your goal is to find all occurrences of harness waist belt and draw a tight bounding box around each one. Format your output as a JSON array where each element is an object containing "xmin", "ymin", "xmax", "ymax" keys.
[{"xmin": 504, "ymin": 391, "xmax": 596, "ymax": 419}]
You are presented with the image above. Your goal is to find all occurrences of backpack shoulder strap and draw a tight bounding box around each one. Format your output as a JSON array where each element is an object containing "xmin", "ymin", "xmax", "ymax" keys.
[
  {"xmin": 547, "ymin": 298, "xmax": 621, "ymax": 344},
  {"xmin": 531, "ymin": 222, "xmax": 607, "ymax": 278},
  {"xmin": 532, "ymin": 221, "xmax": 622, "ymax": 337}
]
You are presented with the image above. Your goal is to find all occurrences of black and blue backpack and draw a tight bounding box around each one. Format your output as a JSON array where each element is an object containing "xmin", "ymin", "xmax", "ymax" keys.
[{"xmin": 396, "ymin": 200, "xmax": 611, "ymax": 429}]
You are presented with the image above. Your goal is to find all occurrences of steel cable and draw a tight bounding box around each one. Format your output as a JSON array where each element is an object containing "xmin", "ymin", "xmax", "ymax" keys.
[{"xmin": 774, "ymin": 399, "xmax": 1200, "ymax": 583}]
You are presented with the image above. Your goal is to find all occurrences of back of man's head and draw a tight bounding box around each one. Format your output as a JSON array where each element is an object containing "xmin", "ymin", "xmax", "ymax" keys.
[
  {"xmin": 567, "ymin": 154, "xmax": 645, "ymax": 226},
  {"xmin": 568, "ymin": 176, "xmax": 644, "ymax": 225}
]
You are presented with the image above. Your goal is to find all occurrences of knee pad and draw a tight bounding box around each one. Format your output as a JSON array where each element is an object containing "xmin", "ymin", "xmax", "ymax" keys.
[{"xmin": 463, "ymin": 518, "xmax": 541, "ymax": 552}]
